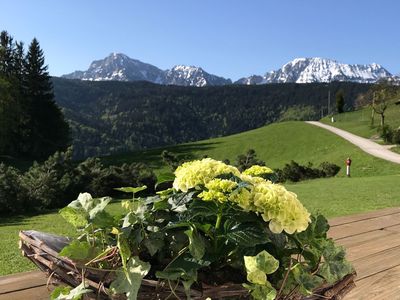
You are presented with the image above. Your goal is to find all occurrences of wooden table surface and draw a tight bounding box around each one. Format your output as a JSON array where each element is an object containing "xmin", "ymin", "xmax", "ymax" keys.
[{"xmin": 2, "ymin": 206, "xmax": 400, "ymax": 300}]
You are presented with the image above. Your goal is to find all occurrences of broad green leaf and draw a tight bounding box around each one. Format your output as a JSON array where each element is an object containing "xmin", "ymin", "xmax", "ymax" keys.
[
  {"xmin": 50, "ymin": 286, "xmax": 72, "ymax": 300},
  {"xmin": 59, "ymin": 207, "xmax": 88, "ymax": 228},
  {"xmin": 152, "ymin": 198, "xmax": 170, "ymax": 211},
  {"xmin": 88, "ymin": 196, "xmax": 111, "ymax": 219},
  {"xmin": 184, "ymin": 227, "xmax": 205, "ymax": 260},
  {"xmin": 188, "ymin": 199, "xmax": 219, "ymax": 218},
  {"xmin": 59, "ymin": 240, "xmax": 99, "ymax": 262},
  {"xmin": 51, "ymin": 281, "xmax": 91, "ymax": 300},
  {"xmin": 225, "ymin": 222, "xmax": 270, "ymax": 247},
  {"xmin": 110, "ymin": 257, "xmax": 151, "ymax": 300},
  {"xmin": 244, "ymin": 250, "xmax": 279, "ymax": 285},
  {"xmin": 114, "ymin": 186, "xmax": 147, "ymax": 195},
  {"xmin": 290, "ymin": 263, "xmax": 324, "ymax": 295}
]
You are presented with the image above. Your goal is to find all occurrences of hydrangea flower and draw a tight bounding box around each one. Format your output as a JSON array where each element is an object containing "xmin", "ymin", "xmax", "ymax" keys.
[
  {"xmin": 243, "ymin": 165, "xmax": 274, "ymax": 177},
  {"xmin": 173, "ymin": 158, "xmax": 240, "ymax": 192}
]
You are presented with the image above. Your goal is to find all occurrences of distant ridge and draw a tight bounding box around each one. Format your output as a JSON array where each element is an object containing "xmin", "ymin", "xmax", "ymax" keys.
[
  {"xmin": 62, "ymin": 53, "xmax": 231, "ymax": 87},
  {"xmin": 63, "ymin": 54, "xmax": 395, "ymax": 86},
  {"xmin": 236, "ymin": 57, "xmax": 393, "ymax": 84}
]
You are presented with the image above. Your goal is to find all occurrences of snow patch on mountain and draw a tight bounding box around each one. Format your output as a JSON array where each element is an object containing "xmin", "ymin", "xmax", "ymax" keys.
[{"xmin": 236, "ymin": 57, "xmax": 393, "ymax": 84}]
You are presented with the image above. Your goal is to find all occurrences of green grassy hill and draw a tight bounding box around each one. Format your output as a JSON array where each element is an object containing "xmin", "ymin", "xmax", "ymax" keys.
[
  {"xmin": 320, "ymin": 101, "xmax": 400, "ymax": 139},
  {"xmin": 104, "ymin": 121, "xmax": 400, "ymax": 177},
  {"xmin": 3, "ymin": 121, "xmax": 400, "ymax": 276}
]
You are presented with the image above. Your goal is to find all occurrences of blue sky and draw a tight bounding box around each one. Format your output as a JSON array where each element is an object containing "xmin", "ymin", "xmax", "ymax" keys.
[{"xmin": 1, "ymin": 0, "xmax": 399, "ymax": 80}]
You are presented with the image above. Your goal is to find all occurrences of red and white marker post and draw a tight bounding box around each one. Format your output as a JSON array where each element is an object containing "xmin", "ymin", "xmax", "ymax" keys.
[{"xmin": 346, "ymin": 157, "xmax": 352, "ymax": 177}]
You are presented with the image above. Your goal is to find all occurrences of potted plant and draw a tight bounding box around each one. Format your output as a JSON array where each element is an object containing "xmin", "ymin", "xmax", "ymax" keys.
[{"xmin": 20, "ymin": 158, "xmax": 355, "ymax": 300}]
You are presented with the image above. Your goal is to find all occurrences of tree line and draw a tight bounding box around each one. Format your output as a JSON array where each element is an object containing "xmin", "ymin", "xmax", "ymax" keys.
[
  {"xmin": 52, "ymin": 78, "xmax": 372, "ymax": 159},
  {"xmin": 0, "ymin": 31, "xmax": 70, "ymax": 160}
]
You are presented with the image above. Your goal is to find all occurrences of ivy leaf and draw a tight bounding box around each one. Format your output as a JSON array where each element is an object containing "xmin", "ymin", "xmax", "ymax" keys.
[
  {"xmin": 50, "ymin": 281, "xmax": 91, "ymax": 300},
  {"xmin": 88, "ymin": 197, "xmax": 111, "ymax": 219},
  {"xmin": 117, "ymin": 234, "xmax": 132, "ymax": 270},
  {"xmin": 318, "ymin": 239, "xmax": 353, "ymax": 283},
  {"xmin": 225, "ymin": 222, "xmax": 270, "ymax": 247},
  {"xmin": 184, "ymin": 227, "xmax": 205, "ymax": 260},
  {"xmin": 290, "ymin": 263, "xmax": 324, "ymax": 295},
  {"xmin": 143, "ymin": 232, "xmax": 165, "ymax": 256},
  {"xmin": 59, "ymin": 207, "xmax": 88, "ymax": 228},
  {"xmin": 244, "ymin": 282, "xmax": 277, "ymax": 300},
  {"xmin": 110, "ymin": 257, "xmax": 151, "ymax": 300},
  {"xmin": 59, "ymin": 240, "xmax": 100, "ymax": 263},
  {"xmin": 244, "ymin": 250, "xmax": 279, "ymax": 285}
]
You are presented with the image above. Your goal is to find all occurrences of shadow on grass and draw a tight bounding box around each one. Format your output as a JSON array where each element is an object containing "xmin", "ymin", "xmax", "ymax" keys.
[
  {"xmin": 101, "ymin": 141, "xmax": 222, "ymax": 170},
  {"xmin": 0, "ymin": 209, "xmax": 59, "ymax": 227}
]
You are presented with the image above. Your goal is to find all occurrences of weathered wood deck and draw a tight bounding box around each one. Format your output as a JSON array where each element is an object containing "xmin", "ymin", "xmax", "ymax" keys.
[{"xmin": 1, "ymin": 207, "xmax": 400, "ymax": 299}]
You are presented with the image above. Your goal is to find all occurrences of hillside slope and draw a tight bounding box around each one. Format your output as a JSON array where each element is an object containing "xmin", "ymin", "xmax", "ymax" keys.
[{"xmin": 104, "ymin": 121, "xmax": 400, "ymax": 177}]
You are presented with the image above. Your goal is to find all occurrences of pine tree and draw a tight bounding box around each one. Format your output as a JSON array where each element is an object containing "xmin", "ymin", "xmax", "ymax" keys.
[
  {"xmin": 24, "ymin": 38, "xmax": 70, "ymax": 158},
  {"xmin": 335, "ymin": 89, "xmax": 345, "ymax": 114}
]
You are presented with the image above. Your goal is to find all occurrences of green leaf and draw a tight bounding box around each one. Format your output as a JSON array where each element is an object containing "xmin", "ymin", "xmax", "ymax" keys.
[
  {"xmin": 184, "ymin": 227, "xmax": 205, "ymax": 260},
  {"xmin": 59, "ymin": 240, "xmax": 99, "ymax": 262},
  {"xmin": 152, "ymin": 198, "xmax": 170, "ymax": 211},
  {"xmin": 88, "ymin": 196, "xmax": 111, "ymax": 219},
  {"xmin": 59, "ymin": 207, "xmax": 88, "ymax": 228},
  {"xmin": 50, "ymin": 281, "xmax": 91, "ymax": 300},
  {"xmin": 117, "ymin": 234, "xmax": 132, "ymax": 270},
  {"xmin": 143, "ymin": 232, "xmax": 165, "ymax": 256},
  {"xmin": 110, "ymin": 257, "xmax": 151, "ymax": 300},
  {"xmin": 225, "ymin": 222, "xmax": 270, "ymax": 247},
  {"xmin": 187, "ymin": 199, "xmax": 219, "ymax": 218},
  {"xmin": 318, "ymin": 239, "xmax": 353, "ymax": 283},
  {"xmin": 244, "ymin": 250, "xmax": 279, "ymax": 285},
  {"xmin": 245, "ymin": 281, "xmax": 277, "ymax": 300},
  {"xmin": 115, "ymin": 186, "xmax": 147, "ymax": 195},
  {"xmin": 290, "ymin": 263, "xmax": 324, "ymax": 295}
]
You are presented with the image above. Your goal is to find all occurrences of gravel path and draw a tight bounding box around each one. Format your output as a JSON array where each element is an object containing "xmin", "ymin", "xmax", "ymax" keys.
[{"xmin": 306, "ymin": 121, "xmax": 400, "ymax": 164}]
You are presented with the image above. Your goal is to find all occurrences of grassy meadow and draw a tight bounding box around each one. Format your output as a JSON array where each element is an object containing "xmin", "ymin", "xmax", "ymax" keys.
[
  {"xmin": 320, "ymin": 100, "xmax": 400, "ymax": 139},
  {"xmin": 2, "ymin": 121, "xmax": 400, "ymax": 276}
]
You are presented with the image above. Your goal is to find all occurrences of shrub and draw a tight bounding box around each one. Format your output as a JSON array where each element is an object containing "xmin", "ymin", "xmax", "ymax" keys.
[
  {"xmin": 392, "ymin": 128, "xmax": 400, "ymax": 144},
  {"xmin": 378, "ymin": 125, "xmax": 394, "ymax": 143},
  {"xmin": 0, "ymin": 163, "xmax": 22, "ymax": 214},
  {"xmin": 235, "ymin": 149, "xmax": 266, "ymax": 172},
  {"xmin": 275, "ymin": 160, "xmax": 340, "ymax": 182}
]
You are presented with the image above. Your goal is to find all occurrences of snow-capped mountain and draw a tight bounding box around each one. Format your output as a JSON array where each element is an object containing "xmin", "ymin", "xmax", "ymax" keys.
[
  {"xmin": 63, "ymin": 53, "xmax": 165, "ymax": 83},
  {"xmin": 62, "ymin": 53, "xmax": 230, "ymax": 87},
  {"xmin": 164, "ymin": 65, "xmax": 231, "ymax": 86},
  {"xmin": 236, "ymin": 57, "xmax": 393, "ymax": 84}
]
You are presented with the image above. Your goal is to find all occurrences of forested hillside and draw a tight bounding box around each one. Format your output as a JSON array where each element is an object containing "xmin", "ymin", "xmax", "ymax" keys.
[{"xmin": 52, "ymin": 78, "xmax": 371, "ymax": 158}]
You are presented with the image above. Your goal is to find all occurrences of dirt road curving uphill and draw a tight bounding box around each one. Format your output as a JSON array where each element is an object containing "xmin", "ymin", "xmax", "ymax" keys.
[{"xmin": 306, "ymin": 121, "xmax": 400, "ymax": 164}]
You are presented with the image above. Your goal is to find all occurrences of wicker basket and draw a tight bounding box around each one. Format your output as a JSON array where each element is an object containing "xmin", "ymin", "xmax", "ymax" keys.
[{"xmin": 19, "ymin": 230, "xmax": 356, "ymax": 300}]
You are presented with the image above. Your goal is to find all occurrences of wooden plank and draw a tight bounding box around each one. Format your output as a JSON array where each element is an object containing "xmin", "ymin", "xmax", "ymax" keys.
[
  {"xmin": 333, "ymin": 228, "xmax": 395, "ymax": 248},
  {"xmin": 347, "ymin": 265, "xmax": 400, "ymax": 300},
  {"xmin": 339, "ymin": 230, "xmax": 400, "ymax": 262},
  {"xmin": 383, "ymin": 224, "xmax": 400, "ymax": 233},
  {"xmin": 329, "ymin": 207, "xmax": 400, "ymax": 227},
  {"xmin": 0, "ymin": 271, "xmax": 47, "ymax": 294},
  {"xmin": 351, "ymin": 245, "xmax": 400, "ymax": 280},
  {"xmin": 0, "ymin": 285, "xmax": 52, "ymax": 300},
  {"xmin": 328, "ymin": 213, "xmax": 400, "ymax": 240}
]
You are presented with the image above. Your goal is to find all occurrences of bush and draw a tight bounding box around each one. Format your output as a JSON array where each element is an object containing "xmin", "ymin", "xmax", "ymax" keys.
[
  {"xmin": 20, "ymin": 148, "xmax": 76, "ymax": 210},
  {"xmin": 275, "ymin": 160, "xmax": 340, "ymax": 182},
  {"xmin": 392, "ymin": 128, "xmax": 400, "ymax": 144},
  {"xmin": 5, "ymin": 147, "xmax": 157, "ymax": 214},
  {"xmin": 235, "ymin": 149, "xmax": 266, "ymax": 172},
  {"xmin": 0, "ymin": 163, "xmax": 22, "ymax": 214},
  {"xmin": 378, "ymin": 125, "xmax": 394, "ymax": 143}
]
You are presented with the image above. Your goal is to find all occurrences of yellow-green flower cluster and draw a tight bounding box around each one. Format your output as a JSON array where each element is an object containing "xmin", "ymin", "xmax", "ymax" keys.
[
  {"xmin": 173, "ymin": 158, "xmax": 240, "ymax": 192},
  {"xmin": 198, "ymin": 178, "xmax": 238, "ymax": 203},
  {"xmin": 252, "ymin": 182, "xmax": 310, "ymax": 234},
  {"xmin": 243, "ymin": 165, "xmax": 273, "ymax": 178},
  {"xmin": 173, "ymin": 159, "xmax": 310, "ymax": 234}
]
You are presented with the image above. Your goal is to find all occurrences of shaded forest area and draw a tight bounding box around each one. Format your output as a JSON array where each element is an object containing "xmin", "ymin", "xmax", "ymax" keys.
[{"xmin": 53, "ymin": 78, "xmax": 371, "ymax": 158}]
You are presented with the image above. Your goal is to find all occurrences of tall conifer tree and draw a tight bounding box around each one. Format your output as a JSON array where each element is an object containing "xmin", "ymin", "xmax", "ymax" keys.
[{"xmin": 24, "ymin": 38, "xmax": 70, "ymax": 158}]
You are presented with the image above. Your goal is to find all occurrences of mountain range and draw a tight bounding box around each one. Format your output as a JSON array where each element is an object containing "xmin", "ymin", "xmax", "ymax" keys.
[{"xmin": 62, "ymin": 53, "xmax": 396, "ymax": 86}]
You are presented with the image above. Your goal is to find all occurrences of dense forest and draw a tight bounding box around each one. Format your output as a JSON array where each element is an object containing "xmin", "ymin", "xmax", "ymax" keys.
[
  {"xmin": 0, "ymin": 31, "xmax": 70, "ymax": 159},
  {"xmin": 52, "ymin": 78, "xmax": 371, "ymax": 158}
]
